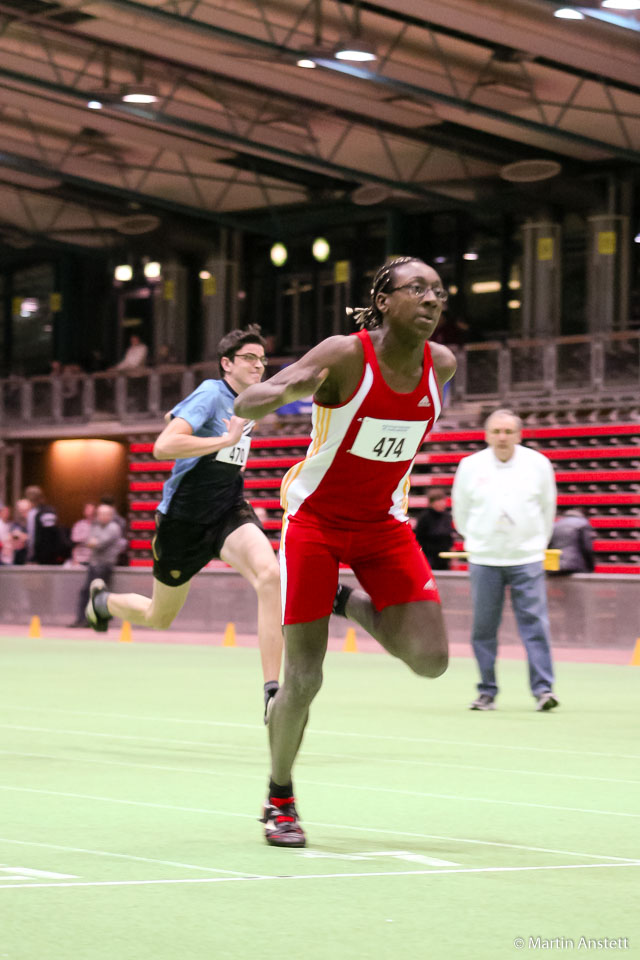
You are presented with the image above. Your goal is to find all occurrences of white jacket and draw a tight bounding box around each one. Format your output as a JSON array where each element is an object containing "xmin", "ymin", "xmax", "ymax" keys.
[{"xmin": 452, "ymin": 445, "xmax": 556, "ymax": 566}]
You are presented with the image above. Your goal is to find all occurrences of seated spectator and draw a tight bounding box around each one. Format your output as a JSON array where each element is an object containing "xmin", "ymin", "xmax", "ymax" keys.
[
  {"xmin": 414, "ymin": 487, "xmax": 455, "ymax": 570},
  {"xmin": 114, "ymin": 334, "xmax": 148, "ymax": 371},
  {"xmin": 547, "ymin": 508, "xmax": 595, "ymax": 575}
]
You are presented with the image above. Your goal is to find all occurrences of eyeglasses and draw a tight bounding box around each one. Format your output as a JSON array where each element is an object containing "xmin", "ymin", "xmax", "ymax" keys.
[
  {"xmin": 234, "ymin": 352, "xmax": 267, "ymax": 367},
  {"xmin": 388, "ymin": 281, "xmax": 448, "ymax": 302}
]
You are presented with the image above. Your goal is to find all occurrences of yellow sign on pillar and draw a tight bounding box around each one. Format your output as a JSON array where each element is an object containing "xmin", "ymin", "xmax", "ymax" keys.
[
  {"xmin": 50, "ymin": 292, "xmax": 62, "ymax": 312},
  {"xmin": 597, "ymin": 231, "xmax": 616, "ymax": 255},
  {"xmin": 163, "ymin": 279, "xmax": 175, "ymax": 301},
  {"xmin": 202, "ymin": 276, "xmax": 217, "ymax": 296},
  {"xmin": 334, "ymin": 260, "xmax": 350, "ymax": 284},
  {"xmin": 537, "ymin": 238, "xmax": 554, "ymax": 261}
]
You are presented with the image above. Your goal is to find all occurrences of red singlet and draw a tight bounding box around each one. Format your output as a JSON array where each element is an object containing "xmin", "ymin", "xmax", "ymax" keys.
[{"xmin": 280, "ymin": 330, "xmax": 442, "ymax": 623}]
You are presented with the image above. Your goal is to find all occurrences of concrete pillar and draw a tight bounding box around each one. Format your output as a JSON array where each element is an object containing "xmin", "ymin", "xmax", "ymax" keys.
[
  {"xmin": 521, "ymin": 221, "xmax": 562, "ymax": 338},
  {"xmin": 586, "ymin": 214, "xmax": 630, "ymax": 333}
]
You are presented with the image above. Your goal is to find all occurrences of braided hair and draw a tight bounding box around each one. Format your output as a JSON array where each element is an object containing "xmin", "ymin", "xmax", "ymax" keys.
[{"xmin": 347, "ymin": 256, "xmax": 424, "ymax": 330}]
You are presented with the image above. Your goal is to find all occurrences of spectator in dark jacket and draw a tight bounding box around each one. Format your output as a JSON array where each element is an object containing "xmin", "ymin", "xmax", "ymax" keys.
[
  {"xmin": 548, "ymin": 508, "xmax": 595, "ymax": 574},
  {"xmin": 414, "ymin": 487, "xmax": 455, "ymax": 570},
  {"xmin": 24, "ymin": 485, "xmax": 69, "ymax": 564}
]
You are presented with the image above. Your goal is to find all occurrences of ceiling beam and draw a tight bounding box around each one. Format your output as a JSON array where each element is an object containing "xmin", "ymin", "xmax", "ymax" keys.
[
  {"xmin": 92, "ymin": 0, "xmax": 640, "ymax": 163},
  {"xmin": 0, "ymin": 67, "xmax": 463, "ymax": 207}
]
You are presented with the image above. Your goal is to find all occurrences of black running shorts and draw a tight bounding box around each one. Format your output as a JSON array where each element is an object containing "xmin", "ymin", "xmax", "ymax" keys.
[{"xmin": 152, "ymin": 501, "xmax": 263, "ymax": 586}]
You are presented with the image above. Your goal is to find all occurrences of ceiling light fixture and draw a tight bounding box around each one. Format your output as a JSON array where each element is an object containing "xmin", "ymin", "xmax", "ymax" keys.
[
  {"xmin": 553, "ymin": 7, "xmax": 585, "ymax": 18},
  {"xmin": 334, "ymin": 0, "xmax": 376, "ymax": 62},
  {"xmin": 87, "ymin": 100, "xmax": 103, "ymax": 110},
  {"xmin": 114, "ymin": 264, "xmax": 133, "ymax": 282},
  {"xmin": 312, "ymin": 237, "xmax": 330, "ymax": 262},
  {"xmin": 463, "ymin": 252, "xmax": 479, "ymax": 261},
  {"xmin": 143, "ymin": 261, "xmax": 161, "ymax": 280},
  {"xmin": 334, "ymin": 38, "xmax": 377, "ymax": 62},
  {"xmin": 121, "ymin": 86, "xmax": 159, "ymax": 104},
  {"xmin": 601, "ymin": 0, "xmax": 640, "ymax": 9},
  {"xmin": 270, "ymin": 242, "xmax": 288, "ymax": 267},
  {"xmin": 297, "ymin": 58, "xmax": 317, "ymax": 68}
]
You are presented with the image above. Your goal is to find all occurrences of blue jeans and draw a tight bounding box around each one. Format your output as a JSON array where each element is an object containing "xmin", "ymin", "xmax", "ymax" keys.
[{"xmin": 469, "ymin": 561, "xmax": 555, "ymax": 698}]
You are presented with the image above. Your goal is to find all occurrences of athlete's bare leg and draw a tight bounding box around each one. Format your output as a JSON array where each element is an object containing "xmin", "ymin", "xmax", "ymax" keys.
[
  {"xmin": 343, "ymin": 591, "xmax": 448, "ymax": 677},
  {"xmin": 220, "ymin": 523, "xmax": 283, "ymax": 684},
  {"xmin": 267, "ymin": 616, "xmax": 329, "ymax": 785},
  {"xmin": 106, "ymin": 578, "xmax": 191, "ymax": 629}
]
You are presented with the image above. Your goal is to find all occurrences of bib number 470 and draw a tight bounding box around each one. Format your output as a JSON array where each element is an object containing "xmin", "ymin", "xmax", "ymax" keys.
[{"xmin": 372, "ymin": 436, "xmax": 405, "ymax": 459}]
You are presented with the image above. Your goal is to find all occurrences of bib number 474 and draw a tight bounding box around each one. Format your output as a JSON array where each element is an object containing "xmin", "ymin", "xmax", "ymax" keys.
[{"xmin": 372, "ymin": 436, "xmax": 405, "ymax": 459}]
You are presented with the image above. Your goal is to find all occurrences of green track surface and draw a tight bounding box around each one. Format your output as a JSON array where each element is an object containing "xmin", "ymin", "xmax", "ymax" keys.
[{"xmin": 0, "ymin": 636, "xmax": 638, "ymax": 960}]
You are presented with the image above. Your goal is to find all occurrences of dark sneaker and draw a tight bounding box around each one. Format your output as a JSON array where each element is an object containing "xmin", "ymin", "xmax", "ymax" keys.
[
  {"xmin": 536, "ymin": 692, "xmax": 559, "ymax": 712},
  {"xmin": 260, "ymin": 799, "xmax": 306, "ymax": 848},
  {"xmin": 85, "ymin": 579, "xmax": 111, "ymax": 633},
  {"xmin": 469, "ymin": 693, "xmax": 496, "ymax": 711},
  {"xmin": 263, "ymin": 683, "xmax": 279, "ymax": 726}
]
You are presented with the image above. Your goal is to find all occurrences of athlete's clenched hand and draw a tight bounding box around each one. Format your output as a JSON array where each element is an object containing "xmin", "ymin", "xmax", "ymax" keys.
[{"xmin": 222, "ymin": 415, "xmax": 247, "ymax": 446}]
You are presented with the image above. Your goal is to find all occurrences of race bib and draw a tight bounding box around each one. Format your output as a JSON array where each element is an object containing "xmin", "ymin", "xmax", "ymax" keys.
[
  {"xmin": 217, "ymin": 435, "xmax": 251, "ymax": 466},
  {"xmin": 349, "ymin": 417, "xmax": 428, "ymax": 462}
]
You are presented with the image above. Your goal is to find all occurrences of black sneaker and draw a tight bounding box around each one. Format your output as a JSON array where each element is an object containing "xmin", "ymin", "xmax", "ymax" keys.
[
  {"xmin": 260, "ymin": 799, "xmax": 306, "ymax": 848},
  {"xmin": 85, "ymin": 579, "xmax": 111, "ymax": 633},
  {"xmin": 469, "ymin": 693, "xmax": 496, "ymax": 711},
  {"xmin": 536, "ymin": 692, "xmax": 559, "ymax": 712}
]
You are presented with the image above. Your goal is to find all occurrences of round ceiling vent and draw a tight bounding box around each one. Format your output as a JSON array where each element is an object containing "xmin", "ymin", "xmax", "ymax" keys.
[
  {"xmin": 351, "ymin": 183, "xmax": 393, "ymax": 205},
  {"xmin": 500, "ymin": 159, "xmax": 562, "ymax": 182},
  {"xmin": 115, "ymin": 214, "xmax": 161, "ymax": 235}
]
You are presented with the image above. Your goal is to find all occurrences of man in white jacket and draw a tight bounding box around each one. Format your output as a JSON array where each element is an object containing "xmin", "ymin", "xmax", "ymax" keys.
[{"xmin": 452, "ymin": 409, "xmax": 559, "ymax": 712}]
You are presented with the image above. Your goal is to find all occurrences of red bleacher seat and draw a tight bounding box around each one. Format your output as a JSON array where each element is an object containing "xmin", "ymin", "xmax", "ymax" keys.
[{"xmin": 125, "ymin": 422, "xmax": 640, "ymax": 573}]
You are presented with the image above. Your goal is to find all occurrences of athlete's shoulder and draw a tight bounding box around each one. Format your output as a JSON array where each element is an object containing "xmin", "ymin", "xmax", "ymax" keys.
[{"xmin": 429, "ymin": 341, "xmax": 457, "ymax": 383}]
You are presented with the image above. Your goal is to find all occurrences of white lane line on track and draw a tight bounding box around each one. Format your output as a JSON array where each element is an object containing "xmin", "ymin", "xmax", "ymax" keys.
[
  {"xmin": 0, "ymin": 827, "xmax": 636, "ymax": 866},
  {"xmin": 0, "ymin": 838, "xmax": 271, "ymax": 878},
  {"xmin": 1, "ymin": 724, "xmax": 639, "ymax": 790},
  {"xmin": 0, "ymin": 861, "xmax": 639, "ymax": 891},
  {"xmin": 1, "ymin": 781, "xmax": 639, "ymax": 827},
  {"xmin": 1, "ymin": 746, "xmax": 638, "ymax": 788},
  {"xmin": 1, "ymin": 710, "xmax": 638, "ymax": 762},
  {"xmin": 1, "ymin": 833, "xmax": 636, "ymax": 867}
]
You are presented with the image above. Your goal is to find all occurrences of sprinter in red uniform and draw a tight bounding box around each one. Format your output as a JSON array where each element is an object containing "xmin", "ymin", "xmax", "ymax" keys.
[{"xmin": 235, "ymin": 257, "xmax": 456, "ymax": 847}]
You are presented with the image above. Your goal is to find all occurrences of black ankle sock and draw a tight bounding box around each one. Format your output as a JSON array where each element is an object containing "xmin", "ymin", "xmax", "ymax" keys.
[
  {"xmin": 264, "ymin": 680, "xmax": 279, "ymax": 703},
  {"xmin": 269, "ymin": 778, "xmax": 293, "ymax": 800},
  {"xmin": 332, "ymin": 583, "xmax": 352, "ymax": 617}
]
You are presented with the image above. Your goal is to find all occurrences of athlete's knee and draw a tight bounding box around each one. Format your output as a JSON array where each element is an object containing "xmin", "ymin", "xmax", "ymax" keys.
[
  {"xmin": 145, "ymin": 608, "xmax": 178, "ymax": 630},
  {"xmin": 410, "ymin": 648, "xmax": 449, "ymax": 678},
  {"xmin": 254, "ymin": 559, "xmax": 280, "ymax": 595},
  {"xmin": 283, "ymin": 664, "xmax": 323, "ymax": 704}
]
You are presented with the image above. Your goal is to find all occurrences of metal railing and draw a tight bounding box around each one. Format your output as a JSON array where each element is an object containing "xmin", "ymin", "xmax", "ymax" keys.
[{"xmin": 1, "ymin": 335, "xmax": 639, "ymax": 428}]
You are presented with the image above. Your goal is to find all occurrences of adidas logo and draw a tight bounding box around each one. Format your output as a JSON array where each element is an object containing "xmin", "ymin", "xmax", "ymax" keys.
[
  {"xmin": 423, "ymin": 578, "xmax": 436, "ymax": 591},
  {"xmin": 417, "ymin": 396, "xmax": 431, "ymax": 407}
]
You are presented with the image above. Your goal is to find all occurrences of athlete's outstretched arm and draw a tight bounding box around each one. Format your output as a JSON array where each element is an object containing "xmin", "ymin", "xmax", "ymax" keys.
[
  {"xmin": 153, "ymin": 414, "xmax": 246, "ymax": 460},
  {"xmin": 234, "ymin": 335, "xmax": 356, "ymax": 420}
]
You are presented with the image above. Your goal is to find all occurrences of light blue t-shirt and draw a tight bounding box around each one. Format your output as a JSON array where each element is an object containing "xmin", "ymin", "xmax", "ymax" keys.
[{"xmin": 157, "ymin": 378, "xmax": 253, "ymax": 521}]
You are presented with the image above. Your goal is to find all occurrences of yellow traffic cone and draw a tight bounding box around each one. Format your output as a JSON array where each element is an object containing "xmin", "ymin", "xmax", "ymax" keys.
[
  {"xmin": 28, "ymin": 615, "xmax": 41, "ymax": 639},
  {"xmin": 119, "ymin": 621, "xmax": 133, "ymax": 643},
  {"xmin": 342, "ymin": 627, "xmax": 358, "ymax": 653},
  {"xmin": 630, "ymin": 638, "xmax": 640, "ymax": 666},
  {"xmin": 223, "ymin": 622, "xmax": 236, "ymax": 647}
]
